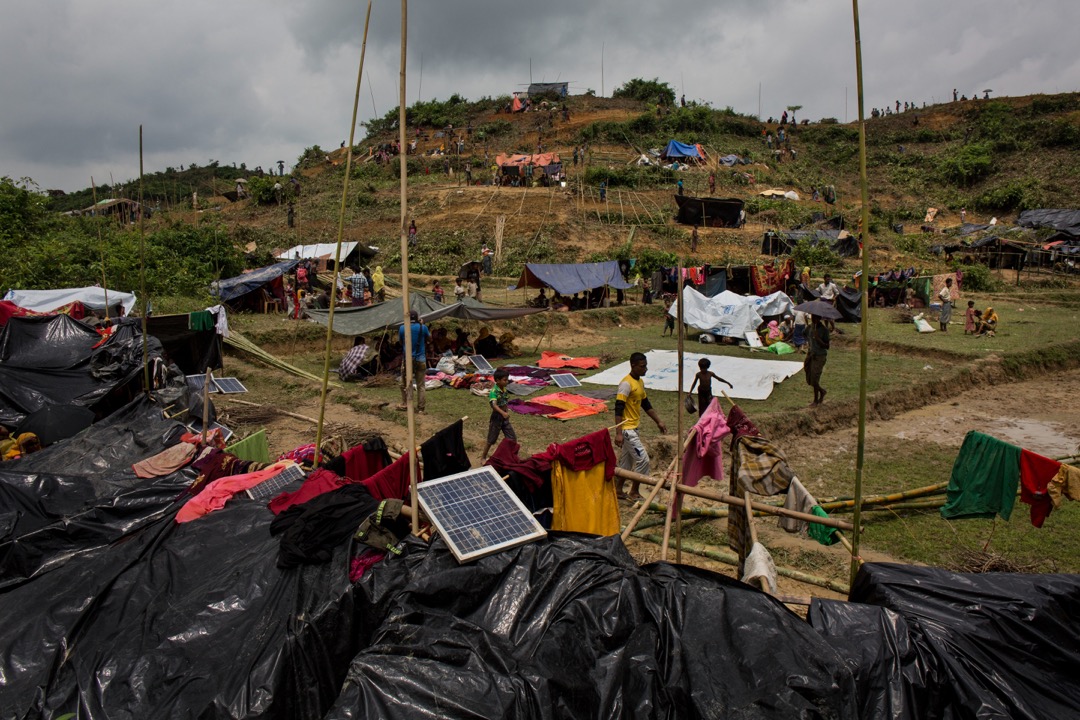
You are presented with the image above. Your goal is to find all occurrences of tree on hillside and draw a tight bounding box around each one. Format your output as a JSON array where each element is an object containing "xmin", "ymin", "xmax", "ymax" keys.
[{"xmin": 613, "ymin": 78, "xmax": 675, "ymax": 106}]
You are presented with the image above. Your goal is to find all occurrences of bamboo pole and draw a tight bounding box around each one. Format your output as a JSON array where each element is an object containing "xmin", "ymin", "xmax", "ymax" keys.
[
  {"xmin": 313, "ymin": 0, "xmax": 373, "ymax": 466},
  {"xmin": 398, "ymin": 0, "xmax": 419, "ymax": 535},
  {"xmin": 138, "ymin": 126, "xmax": 150, "ymax": 395},
  {"xmin": 632, "ymin": 533, "xmax": 850, "ymax": 595},
  {"xmin": 201, "ymin": 368, "xmax": 212, "ymax": 443},
  {"xmin": 744, "ymin": 489, "xmax": 758, "ymax": 546},
  {"xmin": 850, "ymin": 0, "xmax": 872, "ymax": 587},
  {"xmin": 90, "ymin": 178, "xmax": 110, "ymax": 321},
  {"xmin": 675, "ymin": 272, "xmax": 686, "ymax": 562},
  {"xmin": 616, "ymin": 467, "xmax": 855, "ymax": 531},
  {"xmin": 660, "ymin": 265, "xmax": 684, "ymax": 561}
]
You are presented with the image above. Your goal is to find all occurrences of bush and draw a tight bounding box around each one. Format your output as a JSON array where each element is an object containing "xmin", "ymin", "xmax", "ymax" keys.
[
  {"xmin": 938, "ymin": 143, "xmax": 993, "ymax": 186},
  {"xmin": 952, "ymin": 261, "xmax": 1000, "ymax": 292},
  {"xmin": 974, "ymin": 179, "xmax": 1046, "ymax": 212},
  {"xmin": 791, "ymin": 238, "xmax": 842, "ymax": 270},
  {"xmin": 477, "ymin": 119, "xmax": 512, "ymax": 138},
  {"xmin": 612, "ymin": 77, "xmax": 675, "ymax": 106}
]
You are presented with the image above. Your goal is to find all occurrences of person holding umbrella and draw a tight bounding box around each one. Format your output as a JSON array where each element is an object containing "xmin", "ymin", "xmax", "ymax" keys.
[{"xmin": 793, "ymin": 299, "xmax": 841, "ymax": 407}]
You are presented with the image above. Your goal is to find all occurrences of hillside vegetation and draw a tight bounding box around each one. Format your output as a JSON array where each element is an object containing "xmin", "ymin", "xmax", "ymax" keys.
[{"xmin": 6, "ymin": 86, "xmax": 1080, "ymax": 297}]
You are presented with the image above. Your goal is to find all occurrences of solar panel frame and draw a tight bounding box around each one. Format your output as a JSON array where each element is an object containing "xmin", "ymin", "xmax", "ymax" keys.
[
  {"xmin": 418, "ymin": 466, "xmax": 547, "ymax": 563},
  {"xmin": 213, "ymin": 377, "xmax": 249, "ymax": 394},
  {"xmin": 550, "ymin": 373, "xmax": 582, "ymax": 388},
  {"xmin": 245, "ymin": 462, "xmax": 307, "ymax": 500},
  {"xmin": 468, "ymin": 355, "xmax": 495, "ymax": 373},
  {"xmin": 186, "ymin": 420, "xmax": 234, "ymax": 442},
  {"xmin": 186, "ymin": 374, "xmax": 221, "ymax": 393}
]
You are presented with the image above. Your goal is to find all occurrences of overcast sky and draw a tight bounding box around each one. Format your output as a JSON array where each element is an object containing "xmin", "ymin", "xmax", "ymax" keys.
[{"xmin": 2, "ymin": 0, "xmax": 1078, "ymax": 193}]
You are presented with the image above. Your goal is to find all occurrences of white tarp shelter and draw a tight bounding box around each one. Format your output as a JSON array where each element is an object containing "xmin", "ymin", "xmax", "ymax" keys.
[
  {"xmin": 585, "ymin": 350, "xmax": 803, "ymax": 401},
  {"xmin": 277, "ymin": 243, "xmax": 359, "ymax": 261},
  {"xmin": 669, "ymin": 287, "xmax": 794, "ymax": 338},
  {"xmin": 3, "ymin": 287, "xmax": 138, "ymax": 315}
]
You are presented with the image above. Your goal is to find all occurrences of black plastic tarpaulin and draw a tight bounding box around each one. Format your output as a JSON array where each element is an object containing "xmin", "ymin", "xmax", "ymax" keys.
[
  {"xmin": 1017, "ymin": 208, "xmax": 1080, "ymax": 236},
  {"xmin": 810, "ymin": 563, "xmax": 1080, "ymax": 720},
  {"xmin": 325, "ymin": 534, "xmax": 859, "ymax": 719},
  {"xmin": 799, "ymin": 283, "xmax": 862, "ymax": 323},
  {"xmin": 212, "ymin": 259, "xmax": 300, "ymax": 303},
  {"xmin": 306, "ymin": 293, "xmax": 545, "ymax": 337}
]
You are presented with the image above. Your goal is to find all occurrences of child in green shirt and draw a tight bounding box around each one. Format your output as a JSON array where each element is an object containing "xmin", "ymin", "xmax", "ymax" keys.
[{"xmin": 481, "ymin": 368, "xmax": 516, "ymax": 461}]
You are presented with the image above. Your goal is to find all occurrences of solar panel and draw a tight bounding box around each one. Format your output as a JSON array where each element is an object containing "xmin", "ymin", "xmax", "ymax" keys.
[
  {"xmin": 417, "ymin": 466, "xmax": 547, "ymax": 563},
  {"xmin": 186, "ymin": 420, "xmax": 234, "ymax": 442},
  {"xmin": 469, "ymin": 355, "xmax": 494, "ymax": 373},
  {"xmin": 213, "ymin": 377, "xmax": 248, "ymax": 394},
  {"xmin": 186, "ymin": 374, "xmax": 221, "ymax": 393},
  {"xmin": 550, "ymin": 373, "xmax": 582, "ymax": 388},
  {"xmin": 245, "ymin": 462, "xmax": 307, "ymax": 500}
]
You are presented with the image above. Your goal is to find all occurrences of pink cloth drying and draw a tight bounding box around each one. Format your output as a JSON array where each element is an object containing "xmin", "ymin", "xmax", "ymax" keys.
[{"xmin": 677, "ymin": 398, "xmax": 732, "ymax": 512}]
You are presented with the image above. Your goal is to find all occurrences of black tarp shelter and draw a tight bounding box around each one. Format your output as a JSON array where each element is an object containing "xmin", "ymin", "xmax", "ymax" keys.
[
  {"xmin": 212, "ymin": 260, "xmax": 299, "ymax": 311},
  {"xmin": 674, "ymin": 195, "xmax": 745, "ymax": 227},
  {"xmin": 306, "ymin": 293, "xmax": 545, "ymax": 337}
]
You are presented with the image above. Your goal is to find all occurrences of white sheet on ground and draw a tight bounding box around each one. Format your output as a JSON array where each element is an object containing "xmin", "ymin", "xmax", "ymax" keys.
[
  {"xmin": 4, "ymin": 287, "xmax": 138, "ymax": 315},
  {"xmin": 584, "ymin": 350, "xmax": 803, "ymax": 401}
]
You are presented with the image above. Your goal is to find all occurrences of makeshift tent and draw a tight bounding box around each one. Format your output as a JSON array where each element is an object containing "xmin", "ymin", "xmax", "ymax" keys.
[
  {"xmin": 141, "ymin": 313, "xmax": 223, "ymax": 374},
  {"xmin": 660, "ymin": 140, "xmax": 705, "ymax": 162},
  {"xmin": 527, "ymin": 82, "xmax": 568, "ymax": 98},
  {"xmin": 510, "ymin": 261, "xmax": 632, "ymax": 296},
  {"xmin": 495, "ymin": 153, "xmax": 563, "ymax": 179},
  {"xmin": 674, "ymin": 195, "xmax": 745, "ymax": 227},
  {"xmin": 1017, "ymin": 208, "xmax": 1080, "ymax": 236},
  {"xmin": 276, "ymin": 242, "xmax": 374, "ymax": 270},
  {"xmin": 4, "ymin": 287, "xmax": 138, "ymax": 316},
  {"xmin": 212, "ymin": 259, "xmax": 299, "ymax": 311},
  {"xmin": 0, "ymin": 315, "xmax": 161, "ymax": 432},
  {"xmin": 667, "ymin": 286, "xmax": 792, "ymax": 339},
  {"xmin": 305, "ymin": 293, "xmax": 544, "ymax": 337},
  {"xmin": 799, "ymin": 283, "xmax": 861, "ymax": 323},
  {"xmin": 586, "ymin": 348, "xmax": 802, "ymax": 400}
]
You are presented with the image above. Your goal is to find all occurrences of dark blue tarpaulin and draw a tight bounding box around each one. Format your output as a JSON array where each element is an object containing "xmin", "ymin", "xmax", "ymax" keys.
[
  {"xmin": 661, "ymin": 140, "xmax": 701, "ymax": 159},
  {"xmin": 510, "ymin": 261, "xmax": 633, "ymax": 295},
  {"xmin": 1017, "ymin": 209, "xmax": 1080, "ymax": 236},
  {"xmin": 212, "ymin": 260, "xmax": 300, "ymax": 303}
]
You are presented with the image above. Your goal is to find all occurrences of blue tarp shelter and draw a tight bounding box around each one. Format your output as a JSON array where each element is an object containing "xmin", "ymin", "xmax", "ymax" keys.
[
  {"xmin": 661, "ymin": 140, "xmax": 704, "ymax": 161},
  {"xmin": 212, "ymin": 260, "xmax": 299, "ymax": 306},
  {"xmin": 510, "ymin": 261, "xmax": 632, "ymax": 295}
]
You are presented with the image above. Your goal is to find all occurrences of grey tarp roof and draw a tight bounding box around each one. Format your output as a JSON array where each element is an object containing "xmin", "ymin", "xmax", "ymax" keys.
[
  {"xmin": 305, "ymin": 293, "xmax": 545, "ymax": 336},
  {"xmin": 212, "ymin": 260, "xmax": 299, "ymax": 302},
  {"xmin": 509, "ymin": 261, "xmax": 633, "ymax": 295},
  {"xmin": 1017, "ymin": 209, "xmax": 1080, "ymax": 236}
]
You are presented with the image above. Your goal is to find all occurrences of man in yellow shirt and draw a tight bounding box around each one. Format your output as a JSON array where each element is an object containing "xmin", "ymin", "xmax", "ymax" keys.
[{"xmin": 614, "ymin": 352, "xmax": 668, "ymax": 499}]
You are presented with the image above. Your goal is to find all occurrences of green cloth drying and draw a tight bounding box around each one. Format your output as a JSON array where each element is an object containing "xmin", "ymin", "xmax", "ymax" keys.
[
  {"xmin": 189, "ymin": 310, "xmax": 215, "ymax": 332},
  {"xmin": 808, "ymin": 506, "xmax": 839, "ymax": 546},
  {"xmin": 226, "ymin": 429, "xmax": 270, "ymax": 464},
  {"xmin": 940, "ymin": 430, "xmax": 1020, "ymax": 520}
]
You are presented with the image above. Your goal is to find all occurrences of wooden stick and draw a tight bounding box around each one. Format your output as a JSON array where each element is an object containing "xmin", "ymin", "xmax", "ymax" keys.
[
  {"xmin": 660, "ymin": 263, "xmax": 685, "ymax": 562},
  {"xmin": 744, "ymin": 489, "xmax": 758, "ymax": 546},
  {"xmin": 720, "ymin": 390, "xmax": 736, "ymax": 408},
  {"xmin": 201, "ymin": 368, "xmax": 211, "ymax": 443},
  {"xmin": 606, "ymin": 419, "xmax": 628, "ymax": 431},
  {"xmin": 620, "ymin": 427, "xmax": 697, "ymax": 541},
  {"xmin": 615, "ymin": 467, "xmax": 855, "ymax": 531}
]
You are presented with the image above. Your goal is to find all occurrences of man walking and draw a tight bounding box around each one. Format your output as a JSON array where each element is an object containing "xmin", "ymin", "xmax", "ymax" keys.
[
  {"xmin": 398, "ymin": 310, "xmax": 431, "ymax": 413},
  {"xmin": 938, "ymin": 277, "xmax": 954, "ymax": 331},
  {"xmin": 614, "ymin": 352, "xmax": 668, "ymax": 499},
  {"xmin": 805, "ymin": 314, "xmax": 830, "ymax": 407}
]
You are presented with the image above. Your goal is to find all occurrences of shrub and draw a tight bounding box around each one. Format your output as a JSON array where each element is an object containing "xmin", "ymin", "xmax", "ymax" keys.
[
  {"xmin": 938, "ymin": 143, "xmax": 993, "ymax": 186},
  {"xmin": 952, "ymin": 261, "xmax": 1000, "ymax": 292},
  {"xmin": 612, "ymin": 78, "xmax": 675, "ymax": 106},
  {"xmin": 974, "ymin": 180, "xmax": 1046, "ymax": 212},
  {"xmin": 791, "ymin": 238, "xmax": 842, "ymax": 270}
]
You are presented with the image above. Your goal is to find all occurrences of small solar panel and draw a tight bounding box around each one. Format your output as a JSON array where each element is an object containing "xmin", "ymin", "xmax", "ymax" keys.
[
  {"xmin": 246, "ymin": 462, "xmax": 307, "ymax": 500},
  {"xmin": 186, "ymin": 374, "xmax": 221, "ymax": 393},
  {"xmin": 213, "ymin": 377, "xmax": 248, "ymax": 394},
  {"xmin": 469, "ymin": 355, "xmax": 494, "ymax": 373},
  {"xmin": 418, "ymin": 466, "xmax": 547, "ymax": 563},
  {"xmin": 186, "ymin": 420, "xmax": 234, "ymax": 442},
  {"xmin": 550, "ymin": 373, "xmax": 582, "ymax": 388}
]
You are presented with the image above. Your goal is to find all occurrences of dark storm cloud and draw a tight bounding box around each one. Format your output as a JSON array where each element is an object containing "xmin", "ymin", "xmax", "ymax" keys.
[{"xmin": 1, "ymin": 1, "xmax": 1077, "ymax": 191}]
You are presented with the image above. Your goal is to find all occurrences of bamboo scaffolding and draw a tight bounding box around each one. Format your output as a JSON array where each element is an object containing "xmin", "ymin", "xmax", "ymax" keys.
[{"xmin": 225, "ymin": 333, "xmax": 341, "ymax": 387}]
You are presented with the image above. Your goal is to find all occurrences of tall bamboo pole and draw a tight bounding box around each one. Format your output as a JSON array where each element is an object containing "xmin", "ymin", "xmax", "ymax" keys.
[
  {"xmin": 398, "ymin": 0, "xmax": 419, "ymax": 534},
  {"xmin": 660, "ymin": 264, "xmax": 683, "ymax": 561},
  {"xmin": 674, "ymin": 267, "xmax": 685, "ymax": 563},
  {"xmin": 313, "ymin": 0, "xmax": 373, "ymax": 466},
  {"xmin": 138, "ymin": 126, "xmax": 149, "ymax": 395},
  {"xmin": 90, "ymin": 177, "xmax": 110, "ymax": 321},
  {"xmin": 850, "ymin": 0, "xmax": 872, "ymax": 588}
]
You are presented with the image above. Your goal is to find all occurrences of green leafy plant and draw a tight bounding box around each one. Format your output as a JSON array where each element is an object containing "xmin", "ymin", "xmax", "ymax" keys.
[{"xmin": 612, "ymin": 77, "xmax": 675, "ymax": 106}]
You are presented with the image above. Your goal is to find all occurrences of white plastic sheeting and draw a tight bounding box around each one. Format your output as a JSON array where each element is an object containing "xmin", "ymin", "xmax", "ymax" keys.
[
  {"xmin": 584, "ymin": 349, "xmax": 803, "ymax": 401},
  {"xmin": 4, "ymin": 287, "xmax": 138, "ymax": 315},
  {"xmin": 669, "ymin": 287, "xmax": 794, "ymax": 337}
]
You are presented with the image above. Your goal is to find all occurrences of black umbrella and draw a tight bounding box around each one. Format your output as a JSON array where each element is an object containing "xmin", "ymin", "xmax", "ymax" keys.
[
  {"xmin": 16, "ymin": 404, "xmax": 95, "ymax": 446},
  {"xmin": 794, "ymin": 299, "xmax": 843, "ymax": 320}
]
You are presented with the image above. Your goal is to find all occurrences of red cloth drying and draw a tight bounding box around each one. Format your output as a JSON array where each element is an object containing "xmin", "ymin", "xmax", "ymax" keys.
[
  {"xmin": 1019, "ymin": 449, "xmax": 1061, "ymax": 528},
  {"xmin": 537, "ymin": 351, "xmax": 600, "ymax": 370}
]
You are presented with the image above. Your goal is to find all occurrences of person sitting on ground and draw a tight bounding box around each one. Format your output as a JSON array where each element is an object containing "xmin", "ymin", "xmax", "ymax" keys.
[
  {"xmin": 530, "ymin": 288, "xmax": 550, "ymax": 308},
  {"xmin": 978, "ymin": 307, "xmax": 998, "ymax": 336},
  {"xmin": 4, "ymin": 432, "xmax": 42, "ymax": 461},
  {"xmin": 430, "ymin": 327, "xmax": 453, "ymax": 356},
  {"xmin": 312, "ymin": 289, "xmax": 331, "ymax": 309},
  {"xmin": 453, "ymin": 329, "xmax": 474, "ymax": 356},
  {"xmin": 339, "ymin": 336, "xmax": 371, "ymax": 381},
  {"xmin": 475, "ymin": 327, "xmax": 499, "ymax": 358},
  {"xmin": 778, "ymin": 314, "xmax": 794, "ymax": 341},
  {"xmin": 764, "ymin": 320, "xmax": 783, "ymax": 345}
]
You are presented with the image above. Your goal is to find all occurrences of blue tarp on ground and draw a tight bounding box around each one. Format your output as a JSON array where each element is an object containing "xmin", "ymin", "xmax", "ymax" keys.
[
  {"xmin": 212, "ymin": 260, "xmax": 300, "ymax": 302},
  {"xmin": 661, "ymin": 140, "xmax": 702, "ymax": 160},
  {"xmin": 510, "ymin": 261, "xmax": 633, "ymax": 295}
]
